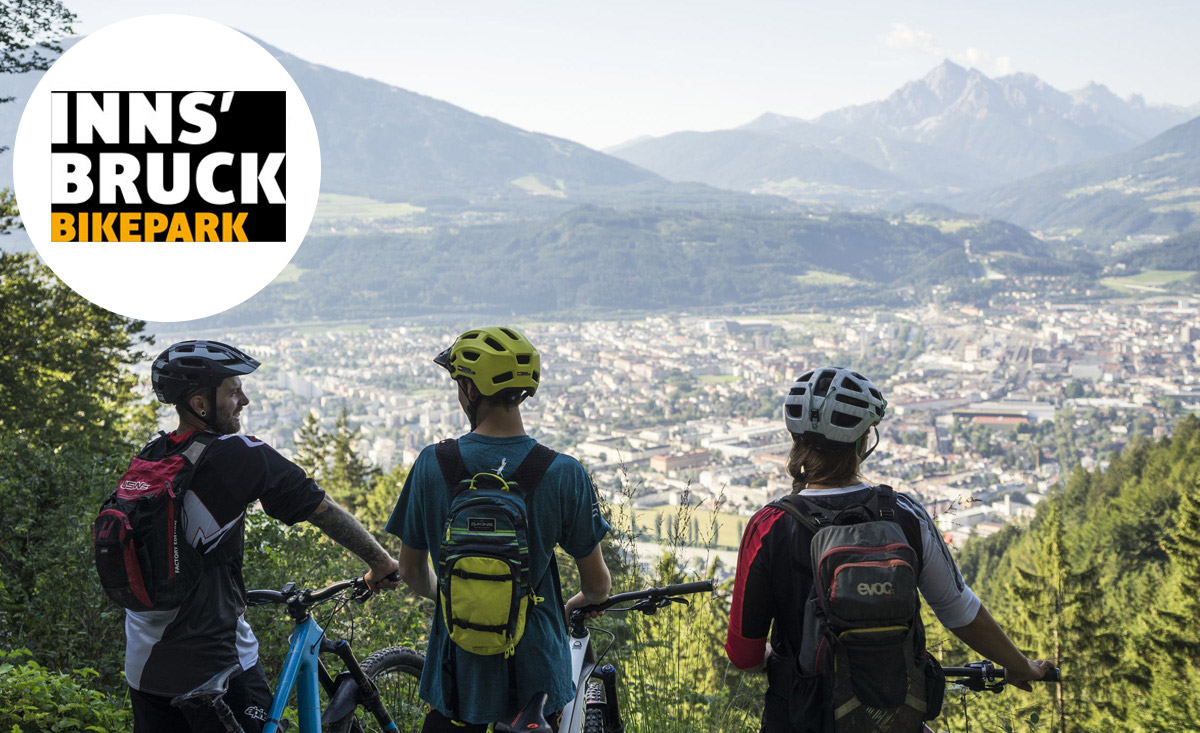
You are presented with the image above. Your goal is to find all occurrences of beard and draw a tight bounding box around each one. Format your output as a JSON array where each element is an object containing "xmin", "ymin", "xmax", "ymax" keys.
[{"xmin": 212, "ymin": 407, "xmax": 242, "ymax": 435}]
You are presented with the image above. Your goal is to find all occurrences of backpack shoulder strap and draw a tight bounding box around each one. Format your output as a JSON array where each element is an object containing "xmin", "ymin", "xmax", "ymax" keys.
[
  {"xmin": 769, "ymin": 493, "xmax": 831, "ymax": 534},
  {"xmin": 181, "ymin": 431, "xmax": 218, "ymax": 465},
  {"xmin": 434, "ymin": 438, "xmax": 471, "ymax": 497},
  {"xmin": 871, "ymin": 484, "xmax": 925, "ymax": 573},
  {"xmin": 507, "ymin": 443, "xmax": 559, "ymax": 500}
]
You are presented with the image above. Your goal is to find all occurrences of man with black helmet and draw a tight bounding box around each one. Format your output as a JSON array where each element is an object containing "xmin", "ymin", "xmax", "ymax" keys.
[
  {"xmin": 126, "ymin": 340, "xmax": 400, "ymax": 733},
  {"xmin": 386, "ymin": 327, "xmax": 612, "ymax": 732}
]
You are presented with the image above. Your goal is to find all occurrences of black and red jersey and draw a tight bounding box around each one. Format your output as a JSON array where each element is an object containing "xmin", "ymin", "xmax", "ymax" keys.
[
  {"xmin": 124, "ymin": 429, "xmax": 325, "ymax": 696},
  {"xmin": 726, "ymin": 484, "xmax": 980, "ymax": 671}
]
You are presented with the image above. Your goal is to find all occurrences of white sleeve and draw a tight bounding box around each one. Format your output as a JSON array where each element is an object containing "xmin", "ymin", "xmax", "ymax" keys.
[{"xmin": 896, "ymin": 493, "xmax": 981, "ymax": 629}]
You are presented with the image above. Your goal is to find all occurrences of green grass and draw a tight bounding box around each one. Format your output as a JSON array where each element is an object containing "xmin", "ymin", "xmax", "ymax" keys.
[
  {"xmin": 901, "ymin": 213, "xmax": 978, "ymax": 233},
  {"xmin": 794, "ymin": 270, "xmax": 857, "ymax": 286},
  {"xmin": 313, "ymin": 193, "xmax": 425, "ymax": 221},
  {"xmin": 698, "ymin": 374, "xmax": 741, "ymax": 385},
  {"xmin": 1101, "ymin": 269, "xmax": 1196, "ymax": 294},
  {"xmin": 630, "ymin": 507, "xmax": 748, "ymax": 549},
  {"xmin": 271, "ymin": 263, "xmax": 306, "ymax": 284}
]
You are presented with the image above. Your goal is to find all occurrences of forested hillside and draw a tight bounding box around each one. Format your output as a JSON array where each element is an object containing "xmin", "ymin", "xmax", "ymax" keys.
[{"xmin": 946, "ymin": 416, "xmax": 1200, "ymax": 731}]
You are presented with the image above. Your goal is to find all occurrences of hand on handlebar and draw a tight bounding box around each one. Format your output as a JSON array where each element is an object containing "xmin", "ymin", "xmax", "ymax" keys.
[
  {"xmin": 1005, "ymin": 658, "xmax": 1055, "ymax": 692},
  {"xmin": 364, "ymin": 556, "xmax": 401, "ymax": 594},
  {"xmin": 564, "ymin": 591, "xmax": 607, "ymax": 624}
]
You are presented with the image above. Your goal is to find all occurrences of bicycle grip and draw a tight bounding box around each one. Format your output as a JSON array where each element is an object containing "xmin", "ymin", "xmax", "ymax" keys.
[
  {"xmin": 1041, "ymin": 668, "xmax": 1061, "ymax": 683},
  {"xmin": 659, "ymin": 580, "xmax": 714, "ymax": 596}
]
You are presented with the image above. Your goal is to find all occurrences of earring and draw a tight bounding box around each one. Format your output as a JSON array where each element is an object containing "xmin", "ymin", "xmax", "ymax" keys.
[{"xmin": 200, "ymin": 410, "xmax": 207, "ymax": 417}]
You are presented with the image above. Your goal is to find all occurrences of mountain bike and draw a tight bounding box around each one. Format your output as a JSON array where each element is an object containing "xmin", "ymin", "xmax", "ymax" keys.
[
  {"xmin": 492, "ymin": 580, "xmax": 716, "ymax": 733},
  {"xmin": 170, "ymin": 576, "xmax": 424, "ymax": 733}
]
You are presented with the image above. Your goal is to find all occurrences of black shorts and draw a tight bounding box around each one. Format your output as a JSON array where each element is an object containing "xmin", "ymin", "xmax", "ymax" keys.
[
  {"xmin": 421, "ymin": 706, "xmax": 562, "ymax": 733},
  {"xmin": 130, "ymin": 662, "xmax": 273, "ymax": 733}
]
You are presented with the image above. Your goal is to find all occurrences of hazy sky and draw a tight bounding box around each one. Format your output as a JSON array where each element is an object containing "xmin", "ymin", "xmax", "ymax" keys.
[{"xmin": 56, "ymin": 1, "xmax": 1200, "ymax": 149}]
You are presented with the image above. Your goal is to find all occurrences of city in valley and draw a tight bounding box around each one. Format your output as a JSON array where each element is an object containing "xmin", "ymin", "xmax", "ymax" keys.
[{"xmin": 154, "ymin": 293, "xmax": 1200, "ymax": 574}]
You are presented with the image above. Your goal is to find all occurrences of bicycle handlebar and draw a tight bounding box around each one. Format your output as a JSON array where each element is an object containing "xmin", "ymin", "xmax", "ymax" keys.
[
  {"xmin": 246, "ymin": 577, "xmax": 370, "ymax": 608},
  {"xmin": 575, "ymin": 580, "xmax": 715, "ymax": 616},
  {"xmin": 942, "ymin": 661, "xmax": 1061, "ymax": 692}
]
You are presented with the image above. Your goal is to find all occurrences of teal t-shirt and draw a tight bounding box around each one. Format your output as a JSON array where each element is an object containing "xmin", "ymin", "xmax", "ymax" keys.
[{"xmin": 385, "ymin": 433, "xmax": 611, "ymax": 724}]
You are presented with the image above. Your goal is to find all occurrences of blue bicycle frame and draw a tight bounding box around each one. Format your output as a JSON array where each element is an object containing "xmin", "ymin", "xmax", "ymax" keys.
[{"xmin": 263, "ymin": 614, "xmax": 327, "ymax": 733}]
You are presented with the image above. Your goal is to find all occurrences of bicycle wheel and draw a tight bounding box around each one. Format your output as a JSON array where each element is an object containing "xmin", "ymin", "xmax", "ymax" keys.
[
  {"xmin": 582, "ymin": 679, "xmax": 605, "ymax": 733},
  {"xmin": 327, "ymin": 646, "xmax": 425, "ymax": 733}
]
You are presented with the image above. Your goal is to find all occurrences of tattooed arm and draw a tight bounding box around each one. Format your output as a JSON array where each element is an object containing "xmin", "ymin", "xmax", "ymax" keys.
[{"xmin": 308, "ymin": 497, "xmax": 400, "ymax": 591}]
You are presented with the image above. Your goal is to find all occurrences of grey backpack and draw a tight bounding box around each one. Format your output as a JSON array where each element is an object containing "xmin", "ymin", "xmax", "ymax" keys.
[{"xmin": 770, "ymin": 486, "xmax": 943, "ymax": 732}]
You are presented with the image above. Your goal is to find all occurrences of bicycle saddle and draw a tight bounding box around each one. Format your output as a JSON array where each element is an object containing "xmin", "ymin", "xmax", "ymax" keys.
[
  {"xmin": 495, "ymin": 692, "xmax": 551, "ymax": 733},
  {"xmin": 171, "ymin": 663, "xmax": 243, "ymax": 706}
]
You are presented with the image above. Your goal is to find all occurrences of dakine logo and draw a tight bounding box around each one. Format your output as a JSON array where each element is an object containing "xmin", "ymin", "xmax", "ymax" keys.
[
  {"xmin": 468, "ymin": 518, "xmax": 497, "ymax": 532},
  {"xmin": 119, "ymin": 480, "xmax": 153, "ymax": 492},
  {"xmin": 858, "ymin": 581, "xmax": 895, "ymax": 596},
  {"xmin": 49, "ymin": 90, "xmax": 287, "ymax": 242},
  {"xmin": 12, "ymin": 15, "xmax": 321, "ymax": 322}
]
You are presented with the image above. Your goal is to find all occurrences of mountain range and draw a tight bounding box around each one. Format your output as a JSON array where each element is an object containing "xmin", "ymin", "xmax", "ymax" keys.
[
  {"xmin": 0, "ymin": 37, "xmax": 1194, "ymax": 323},
  {"xmin": 609, "ymin": 60, "xmax": 1197, "ymax": 217}
]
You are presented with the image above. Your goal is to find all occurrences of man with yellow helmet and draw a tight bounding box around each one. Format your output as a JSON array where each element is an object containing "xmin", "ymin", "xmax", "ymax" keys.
[{"xmin": 386, "ymin": 327, "xmax": 612, "ymax": 732}]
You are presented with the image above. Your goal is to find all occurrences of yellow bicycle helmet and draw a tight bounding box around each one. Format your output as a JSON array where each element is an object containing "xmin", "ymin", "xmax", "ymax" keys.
[{"xmin": 434, "ymin": 326, "xmax": 541, "ymax": 397}]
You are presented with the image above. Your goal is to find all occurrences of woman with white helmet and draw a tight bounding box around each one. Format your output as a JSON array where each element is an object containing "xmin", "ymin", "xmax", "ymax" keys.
[{"xmin": 725, "ymin": 366, "xmax": 1053, "ymax": 732}]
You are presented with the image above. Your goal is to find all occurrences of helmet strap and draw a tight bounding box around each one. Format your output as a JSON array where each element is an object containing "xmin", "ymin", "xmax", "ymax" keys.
[
  {"xmin": 180, "ymin": 385, "xmax": 219, "ymax": 431},
  {"xmin": 458, "ymin": 378, "xmax": 484, "ymax": 431},
  {"xmin": 857, "ymin": 425, "xmax": 880, "ymax": 462}
]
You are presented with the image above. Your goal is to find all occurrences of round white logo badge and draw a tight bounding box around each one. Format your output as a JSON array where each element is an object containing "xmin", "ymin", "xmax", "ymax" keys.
[{"xmin": 12, "ymin": 15, "xmax": 320, "ymax": 322}]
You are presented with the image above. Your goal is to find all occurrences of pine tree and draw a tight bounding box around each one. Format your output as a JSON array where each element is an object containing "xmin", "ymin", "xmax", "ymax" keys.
[
  {"xmin": 326, "ymin": 407, "xmax": 381, "ymax": 514},
  {"xmin": 1005, "ymin": 499, "xmax": 1117, "ymax": 732},
  {"xmin": 1132, "ymin": 481, "xmax": 1200, "ymax": 731},
  {"xmin": 293, "ymin": 411, "xmax": 329, "ymax": 479}
]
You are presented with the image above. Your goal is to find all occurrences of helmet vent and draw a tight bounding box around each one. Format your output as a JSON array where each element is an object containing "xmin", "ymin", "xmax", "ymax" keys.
[
  {"xmin": 484, "ymin": 336, "xmax": 505, "ymax": 351},
  {"xmin": 516, "ymin": 354, "xmax": 532, "ymax": 365},
  {"xmin": 850, "ymin": 371, "xmax": 866, "ymax": 380},
  {"xmin": 500, "ymin": 328, "xmax": 519, "ymax": 340},
  {"xmin": 177, "ymin": 344, "xmax": 195, "ymax": 353},
  {"xmin": 786, "ymin": 405, "xmax": 803, "ymax": 418},
  {"xmin": 492, "ymin": 371, "xmax": 513, "ymax": 384},
  {"xmin": 840, "ymin": 376, "xmax": 863, "ymax": 392},
  {"xmin": 835, "ymin": 393, "xmax": 869, "ymax": 409},
  {"xmin": 461, "ymin": 350, "xmax": 481, "ymax": 362},
  {"xmin": 789, "ymin": 387, "xmax": 806, "ymax": 395},
  {"xmin": 798, "ymin": 370, "xmax": 813, "ymax": 382},
  {"xmin": 831, "ymin": 412, "xmax": 861, "ymax": 428},
  {"xmin": 533, "ymin": 371, "xmax": 540, "ymax": 382},
  {"xmin": 180, "ymin": 357, "xmax": 205, "ymax": 367}
]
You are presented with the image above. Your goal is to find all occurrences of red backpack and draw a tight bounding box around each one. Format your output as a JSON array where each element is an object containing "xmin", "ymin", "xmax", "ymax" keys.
[{"xmin": 93, "ymin": 431, "xmax": 216, "ymax": 611}]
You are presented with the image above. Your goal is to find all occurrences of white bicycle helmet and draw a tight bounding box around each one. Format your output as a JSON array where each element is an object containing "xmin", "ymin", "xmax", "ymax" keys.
[{"xmin": 783, "ymin": 366, "xmax": 887, "ymax": 452}]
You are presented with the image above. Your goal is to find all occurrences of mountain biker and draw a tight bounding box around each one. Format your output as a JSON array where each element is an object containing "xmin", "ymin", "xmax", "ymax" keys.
[
  {"xmin": 386, "ymin": 326, "xmax": 612, "ymax": 733},
  {"xmin": 726, "ymin": 366, "xmax": 1054, "ymax": 732},
  {"xmin": 126, "ymin": 340, "xmax": 400, "ymax": 733}
]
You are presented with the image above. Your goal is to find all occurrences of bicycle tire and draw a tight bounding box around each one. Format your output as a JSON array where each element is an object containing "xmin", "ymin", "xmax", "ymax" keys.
[
  {"xmin": 327, "ymin": 646, "xmax": 425, "ymax": 733},
  {"xmin": 582, "ymin": 679, "xmax": 605, "ymax": 733}
]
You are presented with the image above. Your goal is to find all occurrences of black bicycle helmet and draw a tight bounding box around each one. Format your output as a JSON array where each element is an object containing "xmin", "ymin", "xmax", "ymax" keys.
[{"xmin": 151, "ymin": 340, "xmax": 260, "ymax": 405}]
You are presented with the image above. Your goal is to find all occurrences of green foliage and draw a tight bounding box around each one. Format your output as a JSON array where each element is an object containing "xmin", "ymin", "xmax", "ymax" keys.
[
  {"xmin": 0, "ymin": 649, "xmax": 131, "ymax": 732},
  {"xmin": 292, "ymin": 407, "xmax": 399, "ymax": 534},
  {"xmin": 944, "ymin": 415, "xmax": 1200, "ymax": 732},
  {"xmin": 0, "ymin": 424, "xmax": 131, "ymax": 692},
  {"xmin": 0, "ymin": 253, "xmax": 155, "ymax": 452}
]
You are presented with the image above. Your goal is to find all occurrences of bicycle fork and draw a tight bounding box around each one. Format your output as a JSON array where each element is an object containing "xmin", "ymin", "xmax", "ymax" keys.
[
  {"xmin": 321, "ymin": 638, "xmax": 399, "ymax": 731},
  {"xmin": 589, "ymin": 664, "xmax": 624, "ymax": 733}
]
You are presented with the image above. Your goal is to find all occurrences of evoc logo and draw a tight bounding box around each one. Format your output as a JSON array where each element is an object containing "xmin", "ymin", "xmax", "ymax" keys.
[{"xmin": 857, "ymin": 581, "xmax": 895, "ymax": 596}]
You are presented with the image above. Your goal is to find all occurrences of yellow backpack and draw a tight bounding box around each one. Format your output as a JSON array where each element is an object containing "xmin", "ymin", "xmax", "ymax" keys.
[{"xmin": 434, "ymin": 440, "xmax": 558, "ymax": 657}]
